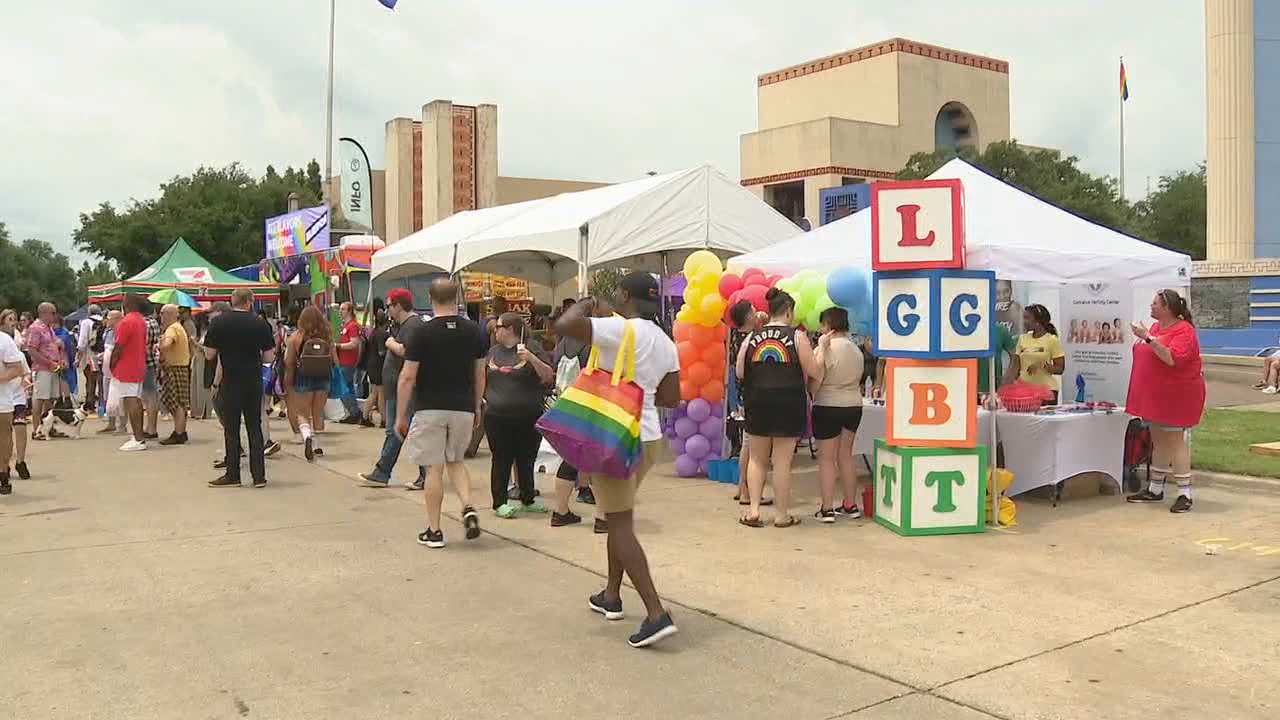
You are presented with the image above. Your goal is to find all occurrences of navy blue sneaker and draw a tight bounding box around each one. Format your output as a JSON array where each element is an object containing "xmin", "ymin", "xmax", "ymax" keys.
[
  {"xmin": 588, "ymin": 591, "xmax": 624, "ymax": 620},
  {"xmin": 628, "ymin": 612, "xmax": 678, "ymax": 648}
]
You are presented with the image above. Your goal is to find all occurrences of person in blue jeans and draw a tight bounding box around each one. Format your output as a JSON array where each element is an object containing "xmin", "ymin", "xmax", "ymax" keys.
[
  {"xmin": 335, "ymin": 302, "xmax": 366, "ymax": 424},
  {"xmin": 356, "ymin": 289, "xmax": 427, "ymax": 489}
]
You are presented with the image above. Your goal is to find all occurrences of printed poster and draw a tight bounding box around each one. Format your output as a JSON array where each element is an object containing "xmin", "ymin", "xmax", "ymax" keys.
[{"xmin": 1061, "ymin": 283, "xmax": 1133, "ymax": 404}]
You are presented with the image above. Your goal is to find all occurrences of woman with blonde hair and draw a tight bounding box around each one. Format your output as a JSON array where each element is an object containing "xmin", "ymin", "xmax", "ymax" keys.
[
  {"xmin": 284, "ymin": 305, "xmax": 337, "ymax": 461},
  {"xmin": 1, "ymin": 309, "xmax": 32, "ymax": 483}
]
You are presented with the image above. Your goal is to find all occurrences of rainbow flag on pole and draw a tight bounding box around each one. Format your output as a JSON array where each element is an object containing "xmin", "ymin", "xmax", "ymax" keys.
[{"xmin": 1120, "ymin": 61, "xmax": 1130, "ymax": 101}]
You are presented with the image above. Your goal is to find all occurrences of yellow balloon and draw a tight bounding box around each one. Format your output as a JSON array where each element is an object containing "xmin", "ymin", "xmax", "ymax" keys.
[
  {"xmin": 700, "ymin": 293, "xmax": 725, "ymax": 321},
  {"xmin": 683, "ymin": 249, "xmax": 722, "ymax": 279},
  {"xmin": 683, "ymin": 285, "xmax": 699, "ymax": 305},
  {"xmin": 693, "ymin": 270, "xmax": 720, "ymax": 292}
]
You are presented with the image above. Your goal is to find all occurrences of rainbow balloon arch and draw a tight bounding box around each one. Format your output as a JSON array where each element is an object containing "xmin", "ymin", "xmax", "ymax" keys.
[{"xmin": 662, "ymin": 250, "xmax": 873, "ymax": 478}]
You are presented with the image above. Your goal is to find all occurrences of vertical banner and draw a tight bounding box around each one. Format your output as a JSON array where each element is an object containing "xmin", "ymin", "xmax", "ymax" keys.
[
  {"xmin": 264, "ymin": 206, "xmax": 330, "ymax": 259},
  {"xmin": 1061, "ymin": 283, "xmax": 1133, "ymax": 404},
  {"xmin": 338, "ymin": 137, "xmax": 374, "ymax": 229}
]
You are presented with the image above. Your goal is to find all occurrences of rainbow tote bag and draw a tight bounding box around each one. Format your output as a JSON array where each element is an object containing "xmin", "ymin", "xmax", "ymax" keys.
[{"xmin": 536, "ymin": 319, "xmax": 643, "ymax": 478}]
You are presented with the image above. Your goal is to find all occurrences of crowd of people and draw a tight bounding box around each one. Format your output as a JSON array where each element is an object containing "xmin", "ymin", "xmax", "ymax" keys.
[{"xmin": 0, "ymin": 275, "xmax": 1205, "ymax": 649}]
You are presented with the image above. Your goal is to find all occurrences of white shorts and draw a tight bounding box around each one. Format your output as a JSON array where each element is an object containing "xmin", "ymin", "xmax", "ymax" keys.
[
  {"xmin": 32, "ymin": 370, "xmax": 60, "ymax": 400},
  {"xmin": 111, "ymin": 379, "xmax": 142, "ymax": 399},
  {"xmin": 404, "ymin": 409, "xmax": 474, "ymax": 467}
]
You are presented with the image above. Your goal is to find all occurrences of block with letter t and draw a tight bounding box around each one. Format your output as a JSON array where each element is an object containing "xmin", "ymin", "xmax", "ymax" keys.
[
  {"xmin": 873, "ymin": 269, "xmax": 995, "ymax": 358},
  {"xmin": 871, "ymin": 178, "xmax": 965, "ymax": 271},
  {"xmin": 873, "ymin": 439, "xmax": 988, "ymax": 536}
]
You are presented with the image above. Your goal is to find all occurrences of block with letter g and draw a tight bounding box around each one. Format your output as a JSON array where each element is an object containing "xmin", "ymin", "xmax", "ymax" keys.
[{"xmin": 873, "ymin": 269, "xmax": 995, "ymax": 358}]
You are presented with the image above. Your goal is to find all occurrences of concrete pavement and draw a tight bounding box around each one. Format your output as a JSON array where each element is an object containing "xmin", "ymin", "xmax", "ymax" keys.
[{"xmin": 2, "ymin": 417, "xmax": 1278, "ymax": 719}]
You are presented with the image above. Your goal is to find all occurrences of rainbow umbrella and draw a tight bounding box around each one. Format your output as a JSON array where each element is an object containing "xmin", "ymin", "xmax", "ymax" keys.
[{"xmin": 147, "ymin": 288, "xmax": 200, "ymax": 308}]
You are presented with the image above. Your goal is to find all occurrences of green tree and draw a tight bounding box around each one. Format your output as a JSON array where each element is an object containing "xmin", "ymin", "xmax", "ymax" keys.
[
  {"xmin": 898, "ymin": 141, "xmax": 1141, "ymax": 236},
  {"xmin": 588, "ymin": 268, "xmax": 625, "ymax": 299},
  {"xmin": 0, "ymin": 221, "xmax": 80, "ymax": 313},
  {"xmin": 73, "ymin": 162, "xmax": 322, "ymax": 276},
  {"xmin": 76, "ymin": 260, "xmax": 120, "ymax": 300},
  {"xmin": 1134, "ymin": 165, "xmax": 1207, "ymax": 259}
]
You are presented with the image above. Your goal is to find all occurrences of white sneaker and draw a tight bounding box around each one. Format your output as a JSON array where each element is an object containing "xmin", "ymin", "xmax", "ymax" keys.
[
  {"xmin": 1264, "ymin": 386, "xmax": 1278, "ymax": 395},
  {"xmin": 120, "ymin": 439, "xmax": 147, "ymax": 452}
]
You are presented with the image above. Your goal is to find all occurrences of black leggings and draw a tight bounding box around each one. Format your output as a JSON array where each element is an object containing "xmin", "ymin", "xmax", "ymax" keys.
[{"xmin": 484, "ymin": 413, "xmax": 542, "ymax": 509}]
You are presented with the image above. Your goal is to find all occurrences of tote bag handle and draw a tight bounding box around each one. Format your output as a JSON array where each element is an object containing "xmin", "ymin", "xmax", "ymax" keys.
[{"xmin": 583, "ymin": 316, "xmax": 636, "ymax": 387}]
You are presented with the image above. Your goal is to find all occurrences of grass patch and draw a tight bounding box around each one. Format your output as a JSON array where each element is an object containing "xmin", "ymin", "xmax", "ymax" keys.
[{"xmin": 1193, "ymin": 409, "xmax": 1280, "ymax": 477}]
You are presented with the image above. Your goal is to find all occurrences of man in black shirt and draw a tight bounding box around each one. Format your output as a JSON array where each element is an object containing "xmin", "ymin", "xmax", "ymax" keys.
[
  {"xmin": 396, "ymin": 279, "xmax": 488, "ymax": 548},
  {"xmin": 203, "ymin": 289, "xmax": 276, "ymax": 488}
]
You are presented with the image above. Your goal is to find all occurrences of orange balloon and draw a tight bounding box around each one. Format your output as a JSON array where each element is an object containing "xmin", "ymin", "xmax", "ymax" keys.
[
  {"xmin": 701, "ymin": 380, "xmax": 725, "ymax": 403},
  {"xmin": 715, "ymin": 324, "xmax": 728, "ymax": 341},
  {"xmin": 701, "ymin": 341, "xmax": 725, "ymax": 367},
  {"xmin": 680, "ymin": 379, "xmax": 698, "ymax": 401},
  {"xmin": 687, "ymin": 362, "xmax": 712, "ymax": 386},
  {"xmin": 676, "ymin": 341, "xmax": 698, "ymax": 368},
  {"xmin": 673, "ymin": 321, "xmax": 692, "ymax": 343},
  {"xmin": 689, "ymin": 324, "xmax": 715, "ymax": 348}
]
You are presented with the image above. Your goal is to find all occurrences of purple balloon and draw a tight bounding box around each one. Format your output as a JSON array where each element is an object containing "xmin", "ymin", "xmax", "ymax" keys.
[
  {"xmin": 698, "ymin": 416, "xmax": 722, "ymax": 438},
  {"xmin": 673, "ymin": 417, "xmax": 698, "ymax": 440},
  {"xmin": 685, "ymin": 433, "xmax": 711, "ymax": 460},
  {"xmin": 706, "ymin": 432, "xmax": 723, "ymax": 454},
  {"xmin": 686, "ymin": 398, "xmax": 712, "ymax": 423},
  {"xmin": 674, "ymin": 453, "xmax": 700, "ymax": 477},
  {"xmin": 711, "ymin": 402, "xmax": 723, "ymax": 417},
  {"xmin": 669, "ymin": 436, "xmax": 687, "ymax": 455}
]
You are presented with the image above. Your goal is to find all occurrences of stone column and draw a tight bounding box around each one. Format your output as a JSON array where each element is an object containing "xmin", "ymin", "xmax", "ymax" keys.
[
  {"xmin": 421, "ymin": 100, "xmax": 454, "ymax": 226},
  {"xmin": 1205, "ymin": 0, "xmax": 1256, "ymax": 262},
  {"xmin": 475, "ymin": 104, "xmax": 499, "ymax": 209},
  {"xmin": 383, "ymin": 117, "xmax": 415, "ymax": 243}
]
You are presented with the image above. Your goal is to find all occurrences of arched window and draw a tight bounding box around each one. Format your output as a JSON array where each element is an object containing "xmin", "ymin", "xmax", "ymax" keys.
[{"xmin": 935, "ymin": 102, "xmax": 979, "ymax": 151}]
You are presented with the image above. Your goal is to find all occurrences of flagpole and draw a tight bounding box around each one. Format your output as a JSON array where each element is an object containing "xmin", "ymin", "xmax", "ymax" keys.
[
  {"xmin": 1121, "ymin": 54, "xmax": 1131, "ymax": 199},
  {"xmin": 323, "ymin": 0, "xmax": 336, "ymax": 208}
]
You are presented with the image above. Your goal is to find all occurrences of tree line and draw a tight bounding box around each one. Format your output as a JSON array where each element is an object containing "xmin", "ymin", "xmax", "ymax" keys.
[{"xmin": 0, "ymin": 144, "xmax": 1205, "ymax": 313}]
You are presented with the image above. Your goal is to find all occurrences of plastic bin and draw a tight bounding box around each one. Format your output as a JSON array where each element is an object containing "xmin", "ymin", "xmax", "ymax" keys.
[{"xmin": 706, "ymin": 458, "xmax": 739, "ymax": 484}]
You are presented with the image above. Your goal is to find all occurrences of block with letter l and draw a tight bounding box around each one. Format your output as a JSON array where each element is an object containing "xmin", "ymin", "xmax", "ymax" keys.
[
  {"xmin": 884, "ymin": 358, "xmax": 977, "ymax": 448},
  {"xmin": 873, "ymin": 269, "xmax": 994, "ymax": 358},
  {"xmin": 873, "ymin": 439, "xmax": 987, "ymax": 536},
  {"xmin": 871, "ymin": 178, "xmax": 965, "ymax": 271}
]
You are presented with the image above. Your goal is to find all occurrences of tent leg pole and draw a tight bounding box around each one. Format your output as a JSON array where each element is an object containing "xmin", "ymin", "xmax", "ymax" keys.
[
  {"xmin": 578, "ymin": 225, "xmax": 589, "ymax": 297},
  {"xmin": 660, "ymin": 252, "xmax": 670, "ymax": 325},
  {"xmin": 989, "ymin": 360, "xmax": 1000, "ymax": 527}
]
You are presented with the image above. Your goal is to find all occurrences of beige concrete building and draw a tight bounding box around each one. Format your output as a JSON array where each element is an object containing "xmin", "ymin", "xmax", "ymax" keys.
[
  {"xmin": 740, "ymin": 38, "xmax": 1011, "ymax": 226},
  {"xmin": 381, "ymin": 100, "xmax": 608, "ymax": 243}
]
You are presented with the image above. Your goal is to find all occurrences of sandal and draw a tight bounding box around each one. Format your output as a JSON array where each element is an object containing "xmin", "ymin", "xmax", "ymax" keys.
[
  {"xmin": 738, "ymin": 497, "xmax": 774, "ymax": 506},
  {"xmin": 773, "ymin": 515, "xmax": 801, "ymax": 528},
  {"xmin": 738, "ymin": 514, "xmax": 764, "ymax": 528}
]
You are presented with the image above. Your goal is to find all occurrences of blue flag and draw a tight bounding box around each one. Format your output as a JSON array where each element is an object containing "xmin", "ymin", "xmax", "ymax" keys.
[{"xmin": 378, "ymin": 0, "xmax": 397, "ymax": 8}]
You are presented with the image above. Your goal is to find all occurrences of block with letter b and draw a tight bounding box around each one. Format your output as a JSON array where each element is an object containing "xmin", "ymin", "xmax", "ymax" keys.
[
  {"xmin": 871, "ymin": 179, "xmax": 965, "ymax": 271},
  {"xmin": 884, "ymin": 358, "xmax": 977, "ymax": 448},
  {"xmin": 873, "ymin": 439, "xmax": 988, "ymax": 536},
  {"xmin": 873, "ymin": 270, "xmax": 995, "ymax": 358}
]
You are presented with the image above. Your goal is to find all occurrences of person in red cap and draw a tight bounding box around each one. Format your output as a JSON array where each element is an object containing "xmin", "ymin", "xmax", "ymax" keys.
[{"xmin": 356, "ymin": 288, "xmax": 428, "ymax": 489}]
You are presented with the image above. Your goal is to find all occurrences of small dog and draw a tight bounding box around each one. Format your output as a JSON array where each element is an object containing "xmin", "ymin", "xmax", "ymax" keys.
[{"xmin": 40, "ymin": 406, "xmax": 87, "ymax": 439}]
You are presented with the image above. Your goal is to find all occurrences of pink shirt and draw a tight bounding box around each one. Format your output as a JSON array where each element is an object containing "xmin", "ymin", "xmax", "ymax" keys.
[
  {"xmin": 1125, "ymin": 320, "xmax": 1206, "ymax": 428},
  {"xmin": 22, "ymin": 320, "xmax": 61, "ymax": 372}
]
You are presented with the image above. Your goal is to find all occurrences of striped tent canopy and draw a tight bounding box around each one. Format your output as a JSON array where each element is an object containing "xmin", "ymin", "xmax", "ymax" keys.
[{"xmin": 87, "ymin": 237, "xmax": 277, "ymax": 303}]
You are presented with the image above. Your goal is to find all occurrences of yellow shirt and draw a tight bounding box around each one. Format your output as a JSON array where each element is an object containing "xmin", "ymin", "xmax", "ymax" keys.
[
  {"xmin": 161, "ymin": 322, "xmax": 191, "ymax": 367},
  {"xmin": 1015, "ymin": 331, "xmax": 1064, "ymax": 390}
]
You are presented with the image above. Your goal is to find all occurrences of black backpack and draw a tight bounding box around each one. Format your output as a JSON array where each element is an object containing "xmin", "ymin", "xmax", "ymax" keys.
[{"xmin": 89, "ymin": 319, "xmax": 106, "ymax": 354}]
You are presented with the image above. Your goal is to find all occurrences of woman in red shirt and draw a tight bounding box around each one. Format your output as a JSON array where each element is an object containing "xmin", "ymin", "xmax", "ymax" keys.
[{"xmin": 1125, "ymin": 290, "xmax": 1205, "ymax": 513}]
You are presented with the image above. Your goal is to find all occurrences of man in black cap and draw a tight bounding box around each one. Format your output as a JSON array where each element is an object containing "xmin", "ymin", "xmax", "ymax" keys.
[{"xmin": 555, "ymin": 271, "xmax": 682, "ymax": 648}]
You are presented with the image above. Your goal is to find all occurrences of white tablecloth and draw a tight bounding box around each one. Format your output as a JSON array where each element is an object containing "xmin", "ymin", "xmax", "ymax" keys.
[{"xmin": 853, "ymin": 404, "xmax": 1132, "ymax": 497}]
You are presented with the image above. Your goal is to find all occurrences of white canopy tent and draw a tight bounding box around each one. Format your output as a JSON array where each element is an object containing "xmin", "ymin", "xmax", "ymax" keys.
[
  {"xmin": 372, "ymin": 164, "xmax": 799, "ymax": 302},
  {"xmin": 729, "ymin": 158, "xmax": 1192, "ymax": 285}
]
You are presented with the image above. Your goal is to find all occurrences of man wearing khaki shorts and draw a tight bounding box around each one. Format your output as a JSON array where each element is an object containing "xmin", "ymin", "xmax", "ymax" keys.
[
  {"xmin": 396, "ymin": 278, "xmax": 489, "ymax": 549},
  {"xmin": 555, "ymin": 272, "xmax": 682, "ymax": 648}
]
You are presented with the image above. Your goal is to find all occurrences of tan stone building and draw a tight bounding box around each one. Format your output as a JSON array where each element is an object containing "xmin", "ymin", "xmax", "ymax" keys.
[
  {"xmin": 381, "ymin": 100, "xmax": 608, "ymax": 243},
  {"xmin": 740, "ymin": 38, "xmax": 1011, "ymax": 226}
]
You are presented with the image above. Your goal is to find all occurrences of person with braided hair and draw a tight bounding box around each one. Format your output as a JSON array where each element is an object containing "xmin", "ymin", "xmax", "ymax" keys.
[
  {"xmin": 1125, "ymin": 289, "xmax": 1205, "ymax": 513},
  {"xmin": 1008, "ymin": 304, "xmax": 1065, "ymax": 403}
]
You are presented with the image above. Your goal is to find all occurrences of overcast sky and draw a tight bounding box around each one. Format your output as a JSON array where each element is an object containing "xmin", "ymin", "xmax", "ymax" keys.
[{"xmin": 1, "ymin": 0, "xmax": 1204, "ymax": 264}]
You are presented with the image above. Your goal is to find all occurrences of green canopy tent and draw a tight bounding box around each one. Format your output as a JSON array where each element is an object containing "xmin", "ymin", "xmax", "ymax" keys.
[{"xmin": 87, "ymin": 238, "xmax": 277, "ymax": 303}]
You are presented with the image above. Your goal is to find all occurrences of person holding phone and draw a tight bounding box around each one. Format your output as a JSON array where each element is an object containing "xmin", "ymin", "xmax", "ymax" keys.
[{"xmin": 483, "ymin": 312, "xmax": 555, "ymax": 518}]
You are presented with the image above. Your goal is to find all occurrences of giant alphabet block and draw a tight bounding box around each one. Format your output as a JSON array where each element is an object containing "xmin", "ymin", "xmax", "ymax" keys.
[
  {"xmin": 884, "ymin": 358, "xmax": 977, "ymax": 448},
  {"xmin": 873, "ymin": 439, "xmax": 987, "ymax": 536},
  {"xmin": 873, "ymin": 269, "xmax": 995, "ymax": 358},
  {"xmin": 871, "ymin": 179, "xmax": 966, "ymax": 271}
]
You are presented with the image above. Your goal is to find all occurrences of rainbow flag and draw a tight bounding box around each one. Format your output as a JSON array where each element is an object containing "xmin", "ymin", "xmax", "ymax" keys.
[{"xmin": 1120, "ymin": 61, "xmax": 1130, "ymax": 101}]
